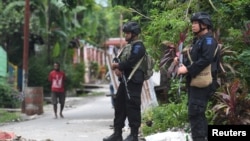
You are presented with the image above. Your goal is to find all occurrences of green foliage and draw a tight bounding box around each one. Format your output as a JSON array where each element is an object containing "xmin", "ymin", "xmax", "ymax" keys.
[
  {"xmin": 63, "ymin": 63, "xmax": 85, "ymax": 90},
  {"xmin": 89, "ymin": 61, "xmax": 99, "ymax": 79},
  {"xmin": 28, "ymin": 51, "xmax": 86, "ymax": 95},
  {"xmin": 143, "ymin": 8, "xmax": 189, "ymax": 60},
  {"xmin": 28, "ymin": 55, "xmax": 51, "ymax": 94},
  {"xmin": 0, "ymin": 110, "xmax": 20, "ymax": 123},
  {"xmin": 167, "ymin": 78, "xmax": 186, "ymax": 102},
  {"xmin": 142, "ymin": 94, "xmax": 216, "ymax": 136},
  {"xmin": 237, "ymin": 49, "xmax": 250, "ymax": 86},
  {"xmin": 0, "ymin": 83, "xmax": 21, "ymax": 108},
  {"xmin": 0, "ymin": 1, "xmax": 25, "ymax": 35},
  {"xmin": 141, "ymin": 95, "xmax": 189, "ymax": 136},
  {"xmin": 62, "ymin": 0, "xmax": 78, "ymax": 9},
  {"xmin": 142, "ymin": 76, "xmax": 217, "ymax": 136},
  {"xmin": 28, "ymin": 50, "xmax": 83, "ymax": 94},
  {"xmin": 238, "ymin": 49, "xmax": 250, "ymax": 67},
  {"xmin": 0, "ymin": 0, "xmax": 112, "ymax": 69},
  {"xmin": 52, "ymin": 42, "xmax": 61, "ymax": 57},
  {"xmin": 115, "ymin": 0, "xmax": 250, "ymax": 93},
  {"xmin": 0, "ymin": 1, "xmax": 26, "ymax": 65},
  {"xmin": 206, "ymin": 101, "xmax": 216, "ymax": 125}
]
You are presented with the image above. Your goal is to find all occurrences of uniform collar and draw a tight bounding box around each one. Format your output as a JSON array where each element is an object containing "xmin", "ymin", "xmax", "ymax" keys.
[{"xmin": 197, "ymin": 32, "xmax": 212, "ymax": 39}]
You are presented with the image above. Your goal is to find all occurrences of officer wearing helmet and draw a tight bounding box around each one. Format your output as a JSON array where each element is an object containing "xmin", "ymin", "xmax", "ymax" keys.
[
  {"xmin": 177, "ymin": 12, "xmax": 219, "ymax": 141},
  {"xmin": 103, "ymin": 21, "xmax": 145, "ymax": 141}
]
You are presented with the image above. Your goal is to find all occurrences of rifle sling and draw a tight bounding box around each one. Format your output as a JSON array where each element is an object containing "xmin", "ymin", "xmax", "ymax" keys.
[
  {"xmin": 187, "ymin": 45, "xmax": 218, "ymax": 64},
  {"xmin": 127, "ymin": 55, "xmax": 145, "ymax": 81},
  {"xmin": 116, "ymin": 40, "xmax": 144, "ymax": 82}
]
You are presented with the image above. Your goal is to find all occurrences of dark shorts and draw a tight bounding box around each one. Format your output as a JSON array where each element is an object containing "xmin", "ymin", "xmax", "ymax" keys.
[{"xmin": 51, "ymin": 92, "xmax": 66, "ymax": 105}]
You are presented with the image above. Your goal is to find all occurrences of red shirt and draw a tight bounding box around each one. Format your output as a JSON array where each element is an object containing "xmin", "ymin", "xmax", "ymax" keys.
[{"xmin": 48, "ymin": 70, "xmax": 66, "ymax": 93}]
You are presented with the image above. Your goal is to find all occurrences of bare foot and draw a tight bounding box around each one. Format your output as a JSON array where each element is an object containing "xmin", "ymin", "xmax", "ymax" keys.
[{"xmin": 60, "ymin": 113, "xmax": 64, "ymax": 118}]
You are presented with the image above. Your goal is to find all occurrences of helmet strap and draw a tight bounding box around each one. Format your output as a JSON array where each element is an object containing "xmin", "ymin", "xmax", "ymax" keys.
[
  {"xmin": 128, "ymin": 33, "xmax": 137, "ymax": 43},
  {"xmin": 194, "ymin": 23, "xmax": 207, "ymax": 35}
]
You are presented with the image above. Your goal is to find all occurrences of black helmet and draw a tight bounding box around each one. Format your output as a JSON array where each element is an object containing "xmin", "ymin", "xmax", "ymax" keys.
[
  {"xmin": 122, "ymin": 21, "xmax": 141, "ymax": 35},
  {"xmin": 190, "ymin": 12, "xmax": 212, "ymax": 28}
]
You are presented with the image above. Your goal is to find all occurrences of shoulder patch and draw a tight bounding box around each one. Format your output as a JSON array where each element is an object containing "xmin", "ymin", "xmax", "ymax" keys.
[
  {"xmin": 205, "ymin": 37, "xmax": 212, "ymax": 45},
  {"xmin": 132, "ymin": 44, "xmax": 141, "ymax": 54}
]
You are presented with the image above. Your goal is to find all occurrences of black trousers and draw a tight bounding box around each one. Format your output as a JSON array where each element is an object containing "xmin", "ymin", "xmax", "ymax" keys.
[
  {"xmin": 188, "ymin": 85, "xmax": 213, "ymax": 140},
  {"xmin": 113, "ymin": 81, "xmax": 143, "ymax": 131}
]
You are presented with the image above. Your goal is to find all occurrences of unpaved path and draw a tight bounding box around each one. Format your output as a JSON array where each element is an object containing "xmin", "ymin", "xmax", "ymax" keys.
[{"xmin": 0, "ymin": 90, "xmax": 130, "ymax": 141}]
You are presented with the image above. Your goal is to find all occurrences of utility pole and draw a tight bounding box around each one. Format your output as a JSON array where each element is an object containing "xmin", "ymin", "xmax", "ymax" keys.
[{"xmin": 22, "ymin": 0, "xmax": 30, "ymax": 112}]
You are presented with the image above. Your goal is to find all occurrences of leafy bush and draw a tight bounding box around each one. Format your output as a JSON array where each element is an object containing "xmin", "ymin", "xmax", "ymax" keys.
[
  {"xmin": 141, "ymin": 94, "xmax": 216, "ymax": 136},
  {"xmin": 212, "ymin": 78, "xmax": 250, "ymax": 124},
  {"xmin": 141, "ymin": 95, "xmax": 189, "ymax": 136},
  {"xmin": 89, "ymin": 61, "xmax": 99, "ymax": 80},
  {"xmin": 63, "ymin": 63, "xmax": 85, "ymax": 90},
  {"xmin": 28, "ymin": 56, "xmax": 51, "ymax": 95},
  {"xmin": 0, "ymin": 83, "xmax": 22, "ymax": 108}
]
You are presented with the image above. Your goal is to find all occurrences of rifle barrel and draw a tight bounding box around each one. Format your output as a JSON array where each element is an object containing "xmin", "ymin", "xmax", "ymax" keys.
[{"xmin": 178, "ymin": 42, "xmax": 184, "ymax": 96}]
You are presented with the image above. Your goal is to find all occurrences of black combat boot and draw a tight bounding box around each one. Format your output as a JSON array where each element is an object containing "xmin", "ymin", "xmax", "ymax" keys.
[
  {"xmin": 103, "ymin": 130, "xmax": 123, "ymax": 141},
  {"xmin": 124, "ymin": 128, "xmax": 138, "ymax": 141}
]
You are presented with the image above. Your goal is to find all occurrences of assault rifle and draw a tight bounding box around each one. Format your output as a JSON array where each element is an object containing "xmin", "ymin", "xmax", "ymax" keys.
[
  {"xmin": 177, "ymin": 30, "xmax": 188, "ymax": 96},
  {"xmin": 113, "ymin": 57, "xmax": 130, "ymax": 99}
]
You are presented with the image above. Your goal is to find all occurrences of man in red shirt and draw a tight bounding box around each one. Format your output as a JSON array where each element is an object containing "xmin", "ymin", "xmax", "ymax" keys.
[{"xmin": 48, "ymin": 62, "xmax": 66, "ymax": 119}]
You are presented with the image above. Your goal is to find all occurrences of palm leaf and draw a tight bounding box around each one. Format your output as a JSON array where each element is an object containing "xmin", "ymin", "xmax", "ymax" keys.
[
  {"xmin": 3, "ymin": 1, "xmax": 25, "ymax": 15},
  {"xmin": 52, "ymin": 42, "xmax": 61, "ymax": 57}
]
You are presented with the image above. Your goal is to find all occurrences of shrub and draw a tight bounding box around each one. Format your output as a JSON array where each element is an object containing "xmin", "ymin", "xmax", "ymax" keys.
[
  {"xmin": 64, "ymin": 62, "xmax": 85, "ymax": 90},
  {"xmin": 212, "ymin": 78, "xmax": 250, "ymax": 124},
  {"xmin": 141, "ymin": 95, "xmax": 189, "ymax": 136},
  {"xmin": 0, "ymin": 83, "xmax": 22, "ymax": 108},
  {"xmin": 141, "ymin": 94, "xmax": 216, "ymax": 136}
]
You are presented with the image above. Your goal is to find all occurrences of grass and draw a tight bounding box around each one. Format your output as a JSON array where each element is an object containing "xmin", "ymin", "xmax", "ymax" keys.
[{"xmin": 0, "ymin": 110, "xmax": 20, "ymax": 124}]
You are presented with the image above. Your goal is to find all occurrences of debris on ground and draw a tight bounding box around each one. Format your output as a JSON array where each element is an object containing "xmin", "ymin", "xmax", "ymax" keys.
[
  {"xmin": 0, "ymin": 130, "xmax": 16, "ymax": 140},
  {"xmin": 144, "ymin": 130, "xmax": 192, "ymax": 141}
]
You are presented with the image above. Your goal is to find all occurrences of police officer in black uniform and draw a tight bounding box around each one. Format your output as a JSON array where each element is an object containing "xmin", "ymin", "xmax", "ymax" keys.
[
  {"xmin": 177, "ymin": 12, "xmax": 219, "ymax": 141},
  {"xmin": 103, "ymin": 21, "xmax": 145, "ymax": 141}
]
